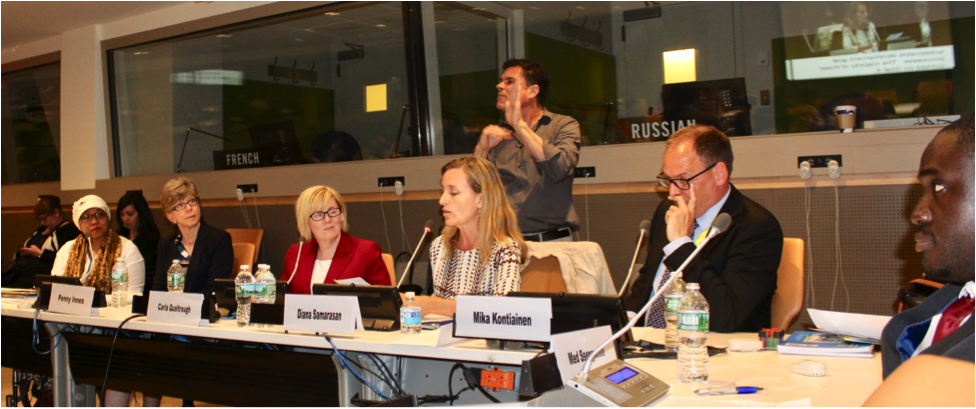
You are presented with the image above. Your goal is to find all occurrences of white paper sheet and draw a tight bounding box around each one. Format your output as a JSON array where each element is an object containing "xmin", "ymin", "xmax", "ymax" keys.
[{"xmin": 807, "ymin": 308, "xmax": 891, "ymax": 340}]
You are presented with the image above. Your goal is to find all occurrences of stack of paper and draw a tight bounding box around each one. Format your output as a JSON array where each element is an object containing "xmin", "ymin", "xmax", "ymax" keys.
[{"xmin": 777, "ymin": 331, "xmax": 873, "ymax": 358}]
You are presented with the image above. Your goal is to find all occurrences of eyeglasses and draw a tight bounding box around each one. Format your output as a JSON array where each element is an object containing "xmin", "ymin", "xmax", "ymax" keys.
[
  {"xmin": 309, "ymin": 208, "xmax": 342, "ymax": 221},
  {"xmin": 657, "ymin": 162, "xmax": 718, "ymax": 190},
  {"xmin": 79, "ymin": 212, "xmax": 108, "ymax": 223},
  {"xmin": 170, "ymin": 198, "xmax": 199, "ymax": 213}
]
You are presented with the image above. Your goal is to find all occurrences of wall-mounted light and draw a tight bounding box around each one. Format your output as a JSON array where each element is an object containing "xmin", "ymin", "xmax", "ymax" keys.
[
  {"xmin": 663, "ymin": 48, "xmax": 696, "ymax": 84},
  {"xmin": 365, "ymin": 84, "xmax": 387, "ymax": 113}
]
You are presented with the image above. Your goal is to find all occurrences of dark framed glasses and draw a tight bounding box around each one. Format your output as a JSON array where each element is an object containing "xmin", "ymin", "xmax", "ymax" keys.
[
  {"xmin": 657, "ymin": 162, "xmax": 718, "ymax": 190},
  {"xmin": 309, "ymin": 208, "xmax": 342, "ymax": 221}
]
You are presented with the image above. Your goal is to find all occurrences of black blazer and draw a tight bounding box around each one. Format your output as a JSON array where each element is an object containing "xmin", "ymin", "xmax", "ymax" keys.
[
  {"xmin": 152, "ymin": 222, "xmax": 234, "ymax": 295},
  {"xmin": 625, "ymin": 185, "xmax": 784, "ymax": 333},
  {"xmin": 881, "ymin": 283, "xmax": 975, "ymax": 378}
]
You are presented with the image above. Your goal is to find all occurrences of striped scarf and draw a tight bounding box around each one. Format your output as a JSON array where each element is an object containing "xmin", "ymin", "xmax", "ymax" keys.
[{"xmin": 62, "ymin": 230, "xmax": 122, "ymax": 293}]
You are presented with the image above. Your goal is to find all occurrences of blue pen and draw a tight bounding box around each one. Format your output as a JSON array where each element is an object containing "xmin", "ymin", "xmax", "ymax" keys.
[{"xmin": 695, "ymin": 386, "xmax": 763, "ymax": 396}]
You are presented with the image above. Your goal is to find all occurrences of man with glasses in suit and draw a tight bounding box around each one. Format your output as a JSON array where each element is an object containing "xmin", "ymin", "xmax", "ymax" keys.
[{"xmin": 625, "ymin": 125, "xmax": 784, "ymax": 333}]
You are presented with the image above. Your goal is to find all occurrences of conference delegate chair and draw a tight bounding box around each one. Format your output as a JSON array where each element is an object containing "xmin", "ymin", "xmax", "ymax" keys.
[
  {"xmin": 897, "ymin": 278, "xmax": 944, "ymax": 313},
  {"xmin": 772, "ymin": 238, "xmax": 805, "ymax": 330},
  {"xmin": 520, "ymin": 255, "xmax": 568, "ymax": 293},
  {"xmin": 232, "ymin": 243, "xmax": 256, "ymax": 272},
  {"xmin": 226, "ymin": 228, "xmax": 264, "ymax": 267},
  {"xmin": 382, "ymin": 253, "xmax": 395, "ymax": 286},
  {"xmin": 523, "ymin": 241, "xmax": 615, "ymax": 295}
]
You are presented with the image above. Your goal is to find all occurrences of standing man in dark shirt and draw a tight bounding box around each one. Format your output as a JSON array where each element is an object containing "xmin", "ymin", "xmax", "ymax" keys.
[{"xmin": 474, "ymin": 59, "xmax": 581, "ymax": 242}]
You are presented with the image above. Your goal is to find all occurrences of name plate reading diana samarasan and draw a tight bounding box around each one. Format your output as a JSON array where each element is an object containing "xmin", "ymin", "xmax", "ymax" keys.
[
  {"xmin": 147, "ymin": 291, "xmax": 205, "ymax": 326},
  {"xmin": 454, "ymin": 295, "xmax": 551, "ymax": 342},
  {"xmin": 283, "ymin": 294, "xmax": 360, "ymax": 335},
  {"xmin": 48, "ymin": 283, "xmax": 98, "ymax": 316}
]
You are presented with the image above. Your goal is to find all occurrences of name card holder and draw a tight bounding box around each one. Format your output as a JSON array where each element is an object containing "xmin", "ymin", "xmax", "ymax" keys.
[
  {"xmin": 550, "ymin": 326, "xmax": 617, "ymax": 384},
  {"xmin": 454, "ymin": 296, "xmax": 552, "ymax": 343},
  {"xmin": 145, "ymin": 291, "xmax": 210, "ymax": 327},
  {"xmin": 283, "ymin": 294, "xmax": 362, "ymax": 335},
  {"xmin": 251, "ymin": 303, "xmax": 285, "ymax": 326},
  {"xmin": 47, "ymin": 283, "xmax": 99, "ymax": 317}
]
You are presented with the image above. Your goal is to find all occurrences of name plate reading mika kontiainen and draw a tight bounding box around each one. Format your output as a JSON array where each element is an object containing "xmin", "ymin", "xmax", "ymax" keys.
[{"xmin": 454, "ymin": 295, "xmax": 551, "ymax": 342}]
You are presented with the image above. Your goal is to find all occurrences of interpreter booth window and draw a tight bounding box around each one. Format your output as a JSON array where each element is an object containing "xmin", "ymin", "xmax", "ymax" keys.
[
  {"xmin": 452, "ymin": 1, "xmax": 972, "ymax": 148},
  {"xmin": 1, "ymin": 62, "xmax": 62, "ymax": 185},
  {"xmin": 110, "ymin": 2, "xmax": 411, "ymax": 177}
]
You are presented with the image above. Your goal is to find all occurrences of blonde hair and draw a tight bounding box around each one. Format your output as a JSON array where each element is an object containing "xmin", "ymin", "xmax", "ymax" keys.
[
  {"xmin": 160, "ymin": 177, "xmax": 200, "ymax": 213},
  {"xmin": 439, "ymin": 157, "xmax": 526, "ymax": 266},
  {"xmin": 295, "ymin": 185, "xmax": 349, "ymax": 241}
]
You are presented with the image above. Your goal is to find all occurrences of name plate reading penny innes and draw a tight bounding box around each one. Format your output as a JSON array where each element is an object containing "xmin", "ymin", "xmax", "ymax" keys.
[
  {"xmin": 284, "ymin": 294, "xmax": 361, "ymax": 335},
  {"xmin": 454, "ymin": 295, "xmax": 551, "ymax": 342},
  {"xmin": 147, "ymin": 291, "xmax": 205, "ymax": 327},
  {"xmin": 48, "ymin": 283, "xmax": 98, "ymax": 316},
  {"xmin": 551, "ymin": 326, "xmax": 617, "ymax": 383}
]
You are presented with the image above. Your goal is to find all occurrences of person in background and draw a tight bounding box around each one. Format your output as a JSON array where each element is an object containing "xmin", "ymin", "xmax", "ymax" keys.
[
  {"xmin": 474, "ymin": 59, "xmax": 581, "ymax": 242},
  {"xmin": 881, "ymin": 115, "xmax": 974, "ymax": 378},
  {"xmin": 624, "ymin": 125, "xmax": 783, "ymax": 333},
  {"xmin": 151, "ymin": 177, "xmax": 233, "ymax": 295},
  {"xmin": 116, "ymin": 191, "xmax": 161, "ymax": 289},
  {"xmin": 3, "ymin": 195, "xmax": 80, "ymax": 288},
  {"xmin": 51, "ymin": 194, "xmax": 145, "ymax": 295},
  {"xmin": 282, "ymin": 185, "xmax": 391, "ymax": 294},
  {"xmin": 413, "ymin": 157, "xmax": 526, "ymax": 316},
  {"xmin": 841, "ymin": 1, "xmax": 881, "ymax": 53}
]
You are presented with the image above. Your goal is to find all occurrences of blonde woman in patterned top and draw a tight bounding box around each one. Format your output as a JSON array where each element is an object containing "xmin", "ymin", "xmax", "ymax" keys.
[{"xmin": 414, "ymin": 157, "xmax": 527, "ymax": 316}]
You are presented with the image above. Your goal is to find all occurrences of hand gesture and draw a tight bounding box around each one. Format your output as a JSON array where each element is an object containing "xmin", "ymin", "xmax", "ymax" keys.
[
  {"xmin": 664, "ymin": 188, "xmax": 698, "ymax": 242},
  {"xmin": 19, "ymin": 245, "xmax": 42, "ymax": 258},
  {"xmin": 478, "ymin": 125, "xmax": 514, "ymax": 153},
  {"xmin": 504, "ymin": 78, "xmax": 524, "ymax": 131}
]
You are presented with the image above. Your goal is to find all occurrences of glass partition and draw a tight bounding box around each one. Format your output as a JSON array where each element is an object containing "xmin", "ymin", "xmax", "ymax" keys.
[{"xmin": 2, "ymin": 62, "xmax": 62, "ymax": 185}]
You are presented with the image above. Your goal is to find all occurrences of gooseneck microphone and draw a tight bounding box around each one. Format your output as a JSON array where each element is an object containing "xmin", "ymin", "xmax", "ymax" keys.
[
  {"xmin": 84, "ymin": 231, "xmax": 95, "ymax": 279},
  {"xmin": 397, "ymin": 220, "xmax": 435, "ymax": 289},
  {"xmin": 578, "ymin": 213, "xmax": 732, "ymax": 380},
  {"xmin": 285, "ymin": 237, "xmax": 306, "ymax": 285},
  {"xmin": 618, "ymin": 220, "xmax": 652, "ymax": 298}
]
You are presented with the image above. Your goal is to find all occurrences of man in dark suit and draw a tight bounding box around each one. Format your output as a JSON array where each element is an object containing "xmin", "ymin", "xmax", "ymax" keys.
[
  {"xmin": 625, "ymin": 125, "xmax": 783, "ymax": 333},
  {"xmin": 881, "ymin": 115, "xmax": 974, "ymax": 378}
]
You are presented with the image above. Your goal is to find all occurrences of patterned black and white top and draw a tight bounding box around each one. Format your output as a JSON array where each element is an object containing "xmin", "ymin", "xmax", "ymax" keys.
[{"xmin": 429, "ymin": 235, "xmax": 522, "ymax": 300}]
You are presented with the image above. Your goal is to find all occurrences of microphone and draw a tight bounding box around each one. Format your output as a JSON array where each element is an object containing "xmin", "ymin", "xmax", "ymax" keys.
[
  {"xmin": 578, "ymin": 213, "xmax": 732, "ymax": 380},
  {"xmin": 84, "ymin": 231, "xmax": 95, "ymax": 277},
  {"xmin": 397, "ymin": 220, "xmax": 435, "ymax": 290},
  {"xmin": 618, "ymin": 220, "xmax": 651, "ymax": 298},
  {"xmin": 285, "ymin": 237, "xmax": 306, "ymax": 285}
]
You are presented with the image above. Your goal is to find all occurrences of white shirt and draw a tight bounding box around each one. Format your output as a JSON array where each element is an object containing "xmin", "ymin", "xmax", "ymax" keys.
[
  {"xmin": 912, "ymin": 281, "xmax": 975, "ymax": 357},
  {"xmin": 651, "ymin": 187, "xmax": 732, "ymax": 295},
  {"xmin": 310, "ymin": 259, "xmax": 333, "ymax": 288},
  {"xmin": 51, "ymin": 237, "xmax": 146, "ymax": 295}
]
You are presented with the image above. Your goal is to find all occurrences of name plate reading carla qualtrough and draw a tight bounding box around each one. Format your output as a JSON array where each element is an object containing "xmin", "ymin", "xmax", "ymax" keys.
[
  {"xmin": 147, "ymin": 291, "xmax": 205, "ymax": 326},
  {"xmin": 284, "ymin": 294, "xmax": 361, "ymax": 335},
  {"xmin": 48, "ymin": 283, "xmax": 98, "ymax": 316},
  {"xmin": 454, "ymin": 295, "xmax": 551, "ymax": 342}
]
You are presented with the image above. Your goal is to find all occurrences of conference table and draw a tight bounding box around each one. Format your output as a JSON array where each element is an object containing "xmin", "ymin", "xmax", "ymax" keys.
[{"xmin": 1, "ymin": 295, "xmax": 882, "ymax": 407}]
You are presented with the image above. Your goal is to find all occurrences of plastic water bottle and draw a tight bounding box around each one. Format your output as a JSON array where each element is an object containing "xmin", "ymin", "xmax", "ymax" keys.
[
  {"xmin": 663, "ymin": 276, "xmax": 686, "ymax": 352},
  {"xmin": 253, "ymin": 264, "xmax": 276, "ymax": 328},
  {"xmin": 166, "ymin": 259, "xmax": 185, "ymax": 293},
  {"xmin": 400, "ymin": 291, "xmax": 421, "ymax": 334},
  {"xmin": 111, "ymin": 258, "xmax": 128, "ymax": 308},
  {"xmin": 677, "ymin": 282, "xmax": 709, "ymax": 383},
  {"xmin": 254, "ymin": 264, "xmax": 276, "ymax": 304},
  {"xmin": 235, "ymin": 265, "xmax": 255, "ymax": 327}
]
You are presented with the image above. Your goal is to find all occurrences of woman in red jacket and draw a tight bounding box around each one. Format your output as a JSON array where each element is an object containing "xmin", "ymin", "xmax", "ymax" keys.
[{"xmin": 283, "ymin": 186, "xmax": 392, "ymax": 294}]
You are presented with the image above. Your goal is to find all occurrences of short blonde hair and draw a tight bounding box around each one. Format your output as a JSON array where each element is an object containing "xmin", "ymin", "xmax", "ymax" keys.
[
  {"xmin": 295, "ymin": 185, "xmax": 348, "ymax": 241},
  {"xmin": 160, "ymin": 177, "xmax": 200, "ymax": 213},
  {"xmin": 439, "ymin": 157, "xmax": 526, "ymax": 266}
]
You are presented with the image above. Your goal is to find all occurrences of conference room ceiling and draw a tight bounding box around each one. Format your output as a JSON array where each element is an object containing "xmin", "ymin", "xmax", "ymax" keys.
[{"xmin": 2, "ymin": 1, "xmax": 187, "ymax": 47}]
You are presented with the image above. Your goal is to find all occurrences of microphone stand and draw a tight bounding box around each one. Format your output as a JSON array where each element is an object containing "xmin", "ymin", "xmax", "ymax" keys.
[
  {"xmin": 618, "ymin": 225, "xmax": 649, "ymax": 298},
  {"xmin": 578, "ymin": 226, "xmax": 724, "ymax": 381},
  {"xmin": 397, "ymin": 228, "xmax": 431, "ymax": 289},
  {"xmin": 177, "ymin": 127, "xmax": 225, "ymax": 173}
]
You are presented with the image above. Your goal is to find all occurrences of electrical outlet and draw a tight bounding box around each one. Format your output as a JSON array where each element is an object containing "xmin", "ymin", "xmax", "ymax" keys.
[
  {"xmin": 237, "ymin": 184, "xmax": 258, "ymax": 193},
  {"xmin": 378, "ymin": 176, "xmax": 405, "ymax": 188},
  {"xmin": 797, "ymin": 155, "xmax": 842, "ymax": 169},
  {"xmin": 394, "ymin": 180, "xmax": 404, "ymax": 196},
  {"xmin": 574, "ymin": 167, "xmax": 596, "ymax": 178}
]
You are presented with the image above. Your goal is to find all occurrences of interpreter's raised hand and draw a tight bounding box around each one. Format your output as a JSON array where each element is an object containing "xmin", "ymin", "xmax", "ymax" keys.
[
  {"xmin": 505, "ymin": 78, "xmax": 524, "ymax": 132},
  {"xmin": 665, "ymin": 187, "xmax": 697, "ymax": 242}
]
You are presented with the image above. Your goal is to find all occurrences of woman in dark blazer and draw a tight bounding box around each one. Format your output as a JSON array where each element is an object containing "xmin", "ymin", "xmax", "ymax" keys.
[
  {"xmin": 282, "ymin": 186, "xmax": 391, "ymax": 294},
  {"xmin": 151, "ymin": 177, "xmax": 234, "ymax": 295}
]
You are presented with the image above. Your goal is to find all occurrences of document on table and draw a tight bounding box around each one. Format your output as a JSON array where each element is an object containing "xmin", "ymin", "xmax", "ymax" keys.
[
  {"xmin": 656, "ymin": 396, "xmax": 811, "ymax": 407},
  {"xmin": 807, "ymin": 309, "xmax": 891, "ymax": 341},
  {"xmin": 334, "ymin": 277, "xmax": 371, "ymax": 286}
]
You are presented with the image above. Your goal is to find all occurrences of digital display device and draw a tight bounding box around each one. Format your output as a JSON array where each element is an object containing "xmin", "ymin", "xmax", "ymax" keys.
[
  {"xmin": 606, "ymin": 367, "xmax": 639, "ymax": 384},
  {"xmin": 311, "ymin": 284, "xmax": 402, "ymax": 331}
]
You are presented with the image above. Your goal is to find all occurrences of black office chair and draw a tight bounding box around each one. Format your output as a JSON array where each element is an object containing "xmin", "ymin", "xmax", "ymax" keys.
[{"xmin": 897, "ymin": 278, "xmax": 944, "ymax": 313}]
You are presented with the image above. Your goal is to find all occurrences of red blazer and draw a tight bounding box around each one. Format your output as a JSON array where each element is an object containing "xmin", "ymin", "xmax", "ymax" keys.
[{"xmin": 282, "ymin": 231, "xmax": 392, "ymax": 294}]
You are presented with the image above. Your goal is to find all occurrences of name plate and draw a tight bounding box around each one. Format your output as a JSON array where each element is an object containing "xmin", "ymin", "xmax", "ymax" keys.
[
  {"xmin": 284, "ymin": 294, "xmax": 361, "ymax": 335},
  {"xmin": 48, "ymin": 283, "xmax": 98, "ymax": 316},
  {"xmin": 454, "ymin": 296, "xmax": 551, "ymax": 342},
  {"xmin": 551, "ymin": 326, "xmax": 617, "ymax": 383},
  {"xmin": 147, "ymin": 291, "xmax": 205, "ymax": 327}
]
